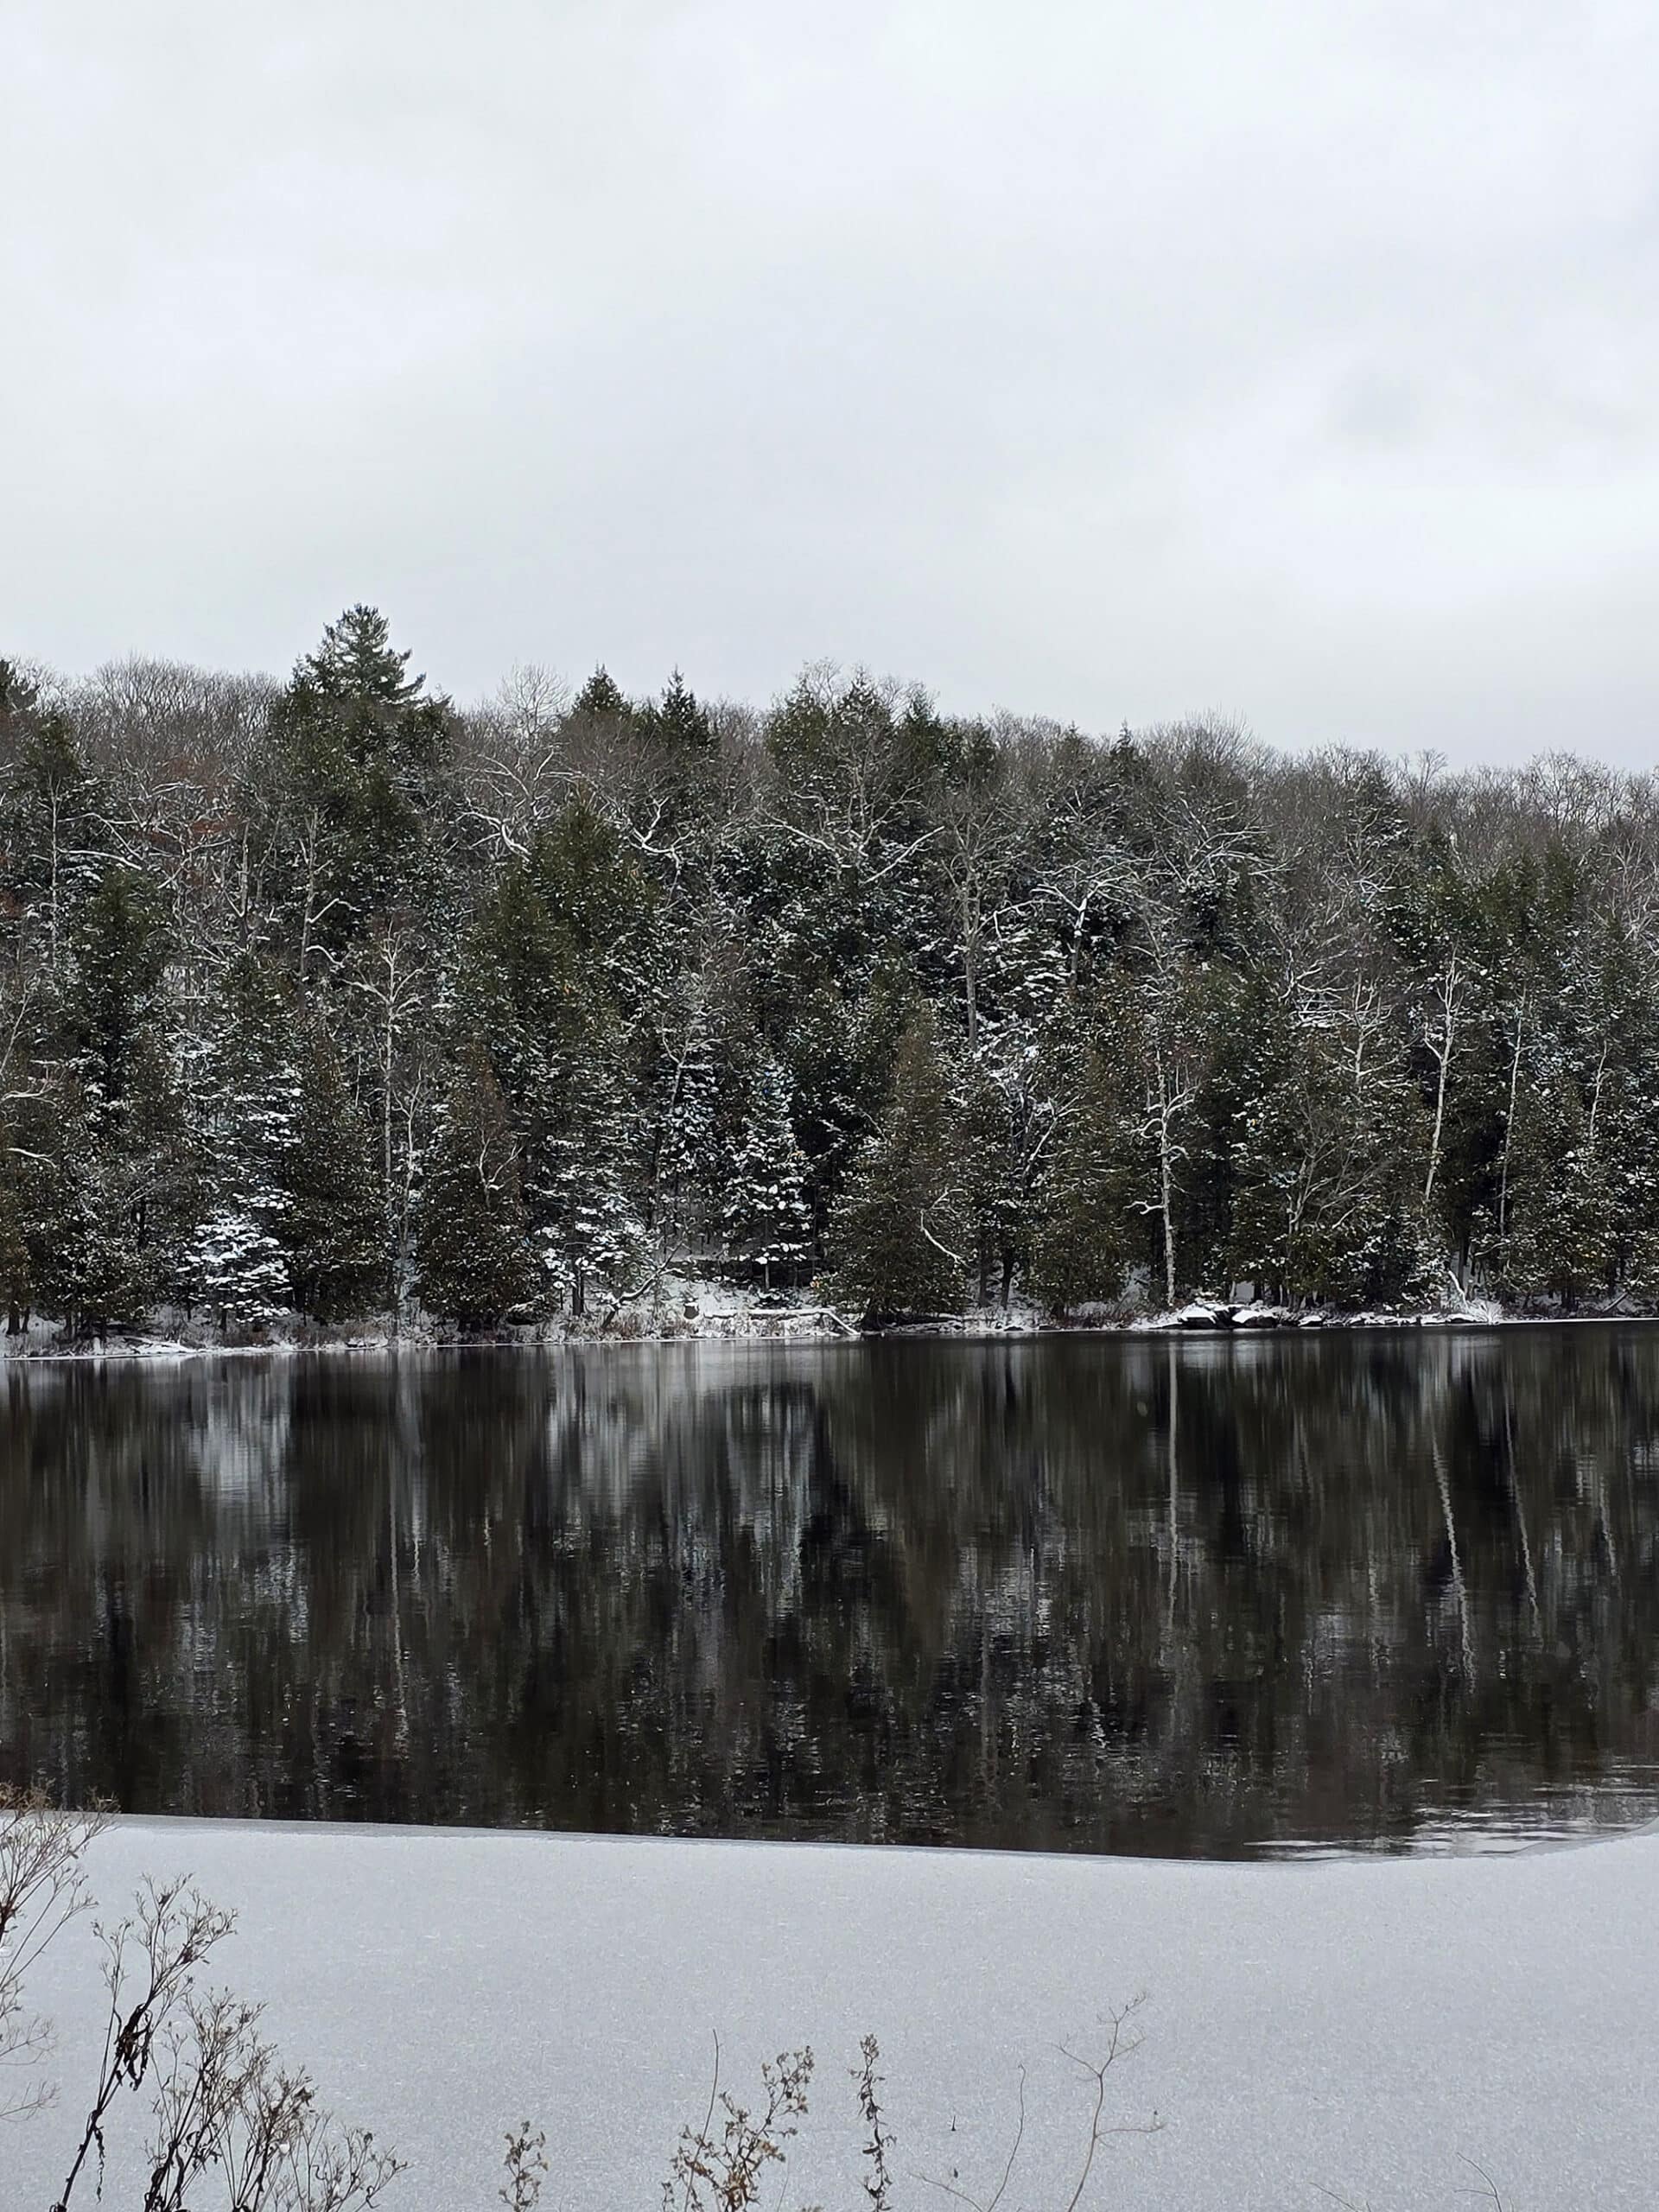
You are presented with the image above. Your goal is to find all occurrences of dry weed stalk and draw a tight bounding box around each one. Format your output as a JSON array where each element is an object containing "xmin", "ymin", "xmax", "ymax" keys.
[
  {"xmin": 854, "ymin": 2033, "xmax": 896, "ymax": 2212},
  {"xmin": 664, "ymin": 2035, "xmax": 816, "ymax": 2212},
  {"xmin": 499, "ymin": 2120, "xmax": 550, "ymax": 2212},
  {"xmin": 915, "ymin": 1994, "xmax": 1162, "ymax": 2212},
  {"xmin": 141, "ymin": 1988, "xmax": 404, "ymax": 2212}
]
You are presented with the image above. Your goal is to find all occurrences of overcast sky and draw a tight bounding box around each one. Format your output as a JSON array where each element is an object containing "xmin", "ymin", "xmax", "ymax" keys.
[{"xmin": 5, "ymin": 1, "xmax": 1656, "ymax": 761}]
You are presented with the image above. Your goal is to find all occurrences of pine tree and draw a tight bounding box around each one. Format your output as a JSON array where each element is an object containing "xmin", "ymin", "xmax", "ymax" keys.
[
  {"xmin": 573, "ymin": 666, "xmax": 631, "ymax": 721},
  {"xmin": 722, "ymin": 1058, "xmax": 811, "ymax": 1287},
  {"xmin": 24, "ymin": 1092, "xmax": 150, "ymax": 1337},
  {"xmin": 1228, "ymin": 1014, "xmax": 1433, "ymax": 1310},
  {"xmin": 60, "ymin": 861, "xmax": 168, "ymax": 1126},
  {"xmin": 212, "ymin": 957, "xmax": 300, "ymax": 1170},
  {"xmin": 829, "ymin": 1008, "xmax": 967, "ymax": 1318},
  {"xmin": 263, "ymin": 605, "xmax": 454, "ymax": 970},
  {"xmin": 537, "ymin": 1052, "xmax": 648, "ymax": 1316},
  {"xmin": 1031, "ymin": 1043, "xmax": 1139, "ymax": 1313},
  {"xmin": 299, "ymin": 604, "xmax": 427, "ymax": 708},
  {"xmin": 642, "ymin": 670, "xmax": 715, "ymax": 757},
  {"xmin": 181, "ymin": 1205, "xmax": 289, "ymax": 1332},
  {"xmin": 0, "ymin": 708, "xmax": 107, "ymax": 970},
  {"xmin": 0, "ymin": 1135, "xmax": 33, "ymax": 1332},
  {"xmin": 658, "ymin": 1003, "xmax": 720, "ymax": 1254},
  {"xmin": 1493, "ymin": 1060, "xmax": 1614, "ymax": 1309},
  {"xmin": 286, "ymin": 1021, "xmax": 389, "ymax": 1320},
  {"xmin": 24, "ymin": 612, "xmax": 1659, "ymax": 1332},
  {"xmin": 124, "ymin": 1031, "xmax": 202, "ymax": 1305},
  {"xmin": 188, "ymin": 956, "xmax": 301, "ymax": 1308},
  {"xmin": 414, "ymin": 1046, "xmax": 533, "ymax": 1328},
  {"xmin": 958, "ymin": 1058, "xmax": 1039, "ymax": 1306}
]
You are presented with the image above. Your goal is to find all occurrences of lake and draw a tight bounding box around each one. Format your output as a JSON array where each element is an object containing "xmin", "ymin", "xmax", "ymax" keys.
[{"xmin": 2, "ymin": 1331, "xmax": 1656, "ymax": 1856}]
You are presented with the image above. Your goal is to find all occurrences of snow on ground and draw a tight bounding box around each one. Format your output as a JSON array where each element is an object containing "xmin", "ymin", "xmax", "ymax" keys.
[
  {"xmin": 10, "ymin": 1819, "xmax": 1659, "ymax": 2210},
  {"xmin": 0, "ymin": 1300, "xmax": 1618, "ymax": 1363}
]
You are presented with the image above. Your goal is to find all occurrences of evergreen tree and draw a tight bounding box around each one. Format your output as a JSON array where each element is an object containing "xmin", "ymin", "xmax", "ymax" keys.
[
  {"xmin": 641, "ymin": 670, "xmax": 715, "ymax": 758},
  {"xmin": 1228, "ymin": 1014, "xmax": 1433, "ymax": 1309},
  {"xmin": 261, "ymin": 605, "xmax": 454, "ymax": 971},
  {"xmin": 414, "ymin": 1046, "xmax": 532, "ymax": 1327},
  {"xmin": 208, "ymin": 956, "xmax": 301, "ymax": 1187},
  {"xmin": 722, "ymin": 1058, "xmax": 811, "ymax": 1287},
  {"xmin": 1031, "ymin": 1041, "xmax": 1140, "ymax": 1313},
  {"xmin": 0, "ymin": 1135, "xmax": 33, "ymax": 1332},
  {"xmin": 286, "ymin": 1021, "xmax": 389, "ymax": 1320},
  {"xmin": 186, "ymin": 955, "xmax": 301, "ymax": 1308},
  {"xmin": 181, "ymin": 1206, "xmax": 289, "ymax": 1332},
  {"xmin": 25, "ymin": 1098, "xmax": 149, "ymax": 1336},
  {"xmin": 60, "ymin": 861, "xmax": 168, "ymax": 1125},
  {"xmin": 958, "ymin": 1058, "xmax": 1036, "ymax": 1306},
  {"xmin": 537, "ymin": 1052, "xmax": 648, "ymax": 1316},
  {"xmin": 658, "ymin": 1002, "xmax": 721, "ymax": 1252},
  {"xmin": 34, "ymin": 867, "xmax": 182, "ymax": 1326},
  {"xmin": 124, "ymin": 1031, "xmax": 202, "ymax": 1304},
  {"xmin": 0, "ymin": 708, "xmax": 107, "ymax": 970},
  {"xmin": 301, "ymin": 604, "xmax": 428, "ymax": 708},
  {"xmin": 829, "ymin": 1008, "xmax": 967, "ymax": 1317},
  {"xmin": 13, "ymin": 610, "xmax": 1659, "ymax": 1331},
  {"xmin": 572, "ymin": 665, "xmax": 631, "ymax": 721},
  {"xmin": 1492, "ymin": 1061, "xmax": 1615, "ymax": 1309}
]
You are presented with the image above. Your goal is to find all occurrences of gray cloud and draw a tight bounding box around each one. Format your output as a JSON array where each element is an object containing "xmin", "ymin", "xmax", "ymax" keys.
[{"xmin": 4, "ymin": 0, "xmax": 1656, "ymax": 761}]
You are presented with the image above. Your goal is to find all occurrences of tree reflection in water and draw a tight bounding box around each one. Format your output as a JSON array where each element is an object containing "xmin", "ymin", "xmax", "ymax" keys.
[{"xmin": 2, "ymin": 1332, "xmax": 1656, "ymax": 1856}]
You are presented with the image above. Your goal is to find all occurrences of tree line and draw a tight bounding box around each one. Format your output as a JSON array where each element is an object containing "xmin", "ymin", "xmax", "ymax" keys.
[{"xmin": 0, "ymin": 606, "xmax": 1654, "ymax": 1333}]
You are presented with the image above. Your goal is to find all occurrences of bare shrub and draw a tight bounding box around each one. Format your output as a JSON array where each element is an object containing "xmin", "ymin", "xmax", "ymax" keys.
[
  {"xmin": 2, "ymin": 1796, "xmax": 402, "ymax": 2212},
  {"xmin": 914, "ymin": 1996, "xmax": 1161, "ymax": 2212},
  {"xmin": 665, "ymin": 2037, "xmax": 815, "ymax": 2212},
  {"xmin": 140, "ymin": 1988, "xmax": 403, "ymax": 2212},
  {"xmin": 0, "ymin": 1787, "xmax": 108, "ymax": 2126},
  {"xmin": 54, "ymin": 1878, "xmax": 237, "ymax": 2204}
]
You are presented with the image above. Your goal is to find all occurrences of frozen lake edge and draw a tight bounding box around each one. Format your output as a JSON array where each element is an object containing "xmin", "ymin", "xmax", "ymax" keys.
[{"xmin": 10, "ymin": 1816, "xmax": 1659, "ymax": 2211}]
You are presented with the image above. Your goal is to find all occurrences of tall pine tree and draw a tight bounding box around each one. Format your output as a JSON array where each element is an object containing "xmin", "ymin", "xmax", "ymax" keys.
[
  {"xmin": 829, "ymin": 1008, "xmax": 967, "ymax": 1318},
  {"xmin": 414, "ymin": 1045, "xmax": 532, "ymax": 1328},
  {"xmin": 722, "ymin": 1058, "xmax": 811, "ymax": 1287},
  {"xmin": 286, "ymin": 1020, "xmax": 389, "ymax": 1320}
]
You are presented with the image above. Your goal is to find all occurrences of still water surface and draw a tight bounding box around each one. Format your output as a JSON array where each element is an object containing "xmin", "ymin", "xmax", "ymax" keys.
[{"xmin": 3, "ymin": 1332, "xmax": 1656, "ymax": 1856}]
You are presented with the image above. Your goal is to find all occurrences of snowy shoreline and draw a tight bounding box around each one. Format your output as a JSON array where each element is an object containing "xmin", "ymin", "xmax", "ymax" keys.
[
  {"xmin": 3, "ymin": 1294, "xmax": 1656, "ymax": 1362},
  {"xmin": 11, "ymin": 1816, "xmax": 1659, "ymax": 2210}
]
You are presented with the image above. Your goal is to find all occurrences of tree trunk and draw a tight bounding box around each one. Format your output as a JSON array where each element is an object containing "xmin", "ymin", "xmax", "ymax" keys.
[
  {"xmin": 1156, "ymin": 1048, "xmax": 1178, "ymax": 1307},
  {"xmin": 1497, "ymin": 998, "xmax": 1526, "ymax": 1242},
  {"xmin": 962, "ymin": 877, "xmax": 979, "ymax": 1055},
  {"xmin": 1423, "ymin": 958, "xmax": 1463, "ymax": 1210}
]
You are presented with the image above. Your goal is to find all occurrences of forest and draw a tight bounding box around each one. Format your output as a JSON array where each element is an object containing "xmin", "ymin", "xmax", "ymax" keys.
[{"xmin": 0, "ymin": 605, "xmax": 1655, "ymax": 1336}]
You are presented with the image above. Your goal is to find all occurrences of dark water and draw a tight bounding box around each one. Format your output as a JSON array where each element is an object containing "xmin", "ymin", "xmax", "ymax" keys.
[{"xmin": 3, "ymin": 1332, "xmax": 1657, "ymax": 1857}]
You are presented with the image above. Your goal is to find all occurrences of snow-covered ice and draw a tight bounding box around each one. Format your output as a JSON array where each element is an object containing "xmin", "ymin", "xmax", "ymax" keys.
[{"xmin": 10, "ymin": 1819, "xmax": 1658, "ymax": 2209}]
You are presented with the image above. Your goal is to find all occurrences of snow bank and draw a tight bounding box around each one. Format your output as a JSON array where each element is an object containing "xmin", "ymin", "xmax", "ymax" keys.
[
  {"xmin": 1135, "ymin": 1295, "xmax": 1516, "ymax": 1334},
  {"xmin": 0, "ymin": 1282, "xmax": 1641, "ymax": 1360},
  {"xmin": 11, "ymin": 1820, "xmax": 1658, "ymax": 2209}
]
